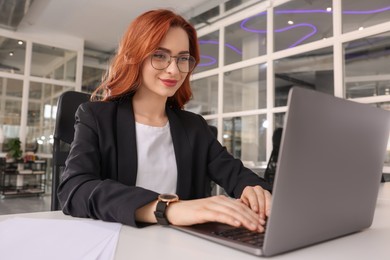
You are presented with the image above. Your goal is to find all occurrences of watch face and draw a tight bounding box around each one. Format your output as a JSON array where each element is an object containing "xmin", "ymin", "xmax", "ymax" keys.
[{"xmin": 159, "ymin": 193, "xmax": 179, "ymax": 202}]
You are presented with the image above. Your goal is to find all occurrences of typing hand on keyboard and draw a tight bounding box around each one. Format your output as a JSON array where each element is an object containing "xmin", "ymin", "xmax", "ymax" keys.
[{"xmin": 240, "ymin": 185, "xmax": 272, "ymax": 229}]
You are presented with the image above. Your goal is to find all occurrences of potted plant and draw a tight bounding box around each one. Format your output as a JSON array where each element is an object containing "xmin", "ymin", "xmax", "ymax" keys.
[{"xmin": 5, "ymin": 138, "xmax": 23, "ymax": 162}]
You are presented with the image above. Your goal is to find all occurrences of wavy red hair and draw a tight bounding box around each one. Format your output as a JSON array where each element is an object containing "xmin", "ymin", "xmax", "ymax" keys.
[{"xmin": 92, "ymin": 9, "xmax": 200, "ymax": 109}]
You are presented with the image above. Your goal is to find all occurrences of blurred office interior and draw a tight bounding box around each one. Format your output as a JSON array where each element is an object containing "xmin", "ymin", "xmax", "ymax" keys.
[{"xmin": 0, "ymin": 0, "xmax": 390, "ymax": 213}]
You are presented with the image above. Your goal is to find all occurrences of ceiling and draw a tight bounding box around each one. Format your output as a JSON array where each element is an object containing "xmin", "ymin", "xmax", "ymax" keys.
[{"xmin": 1, "ymin": 0, "xmax": 225, "ymax": 52}]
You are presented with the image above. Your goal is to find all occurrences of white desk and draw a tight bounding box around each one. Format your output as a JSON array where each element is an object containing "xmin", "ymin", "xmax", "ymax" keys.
[{"xmin": 1, "ymin": 183, "xmax": 389, "ymax": 260}]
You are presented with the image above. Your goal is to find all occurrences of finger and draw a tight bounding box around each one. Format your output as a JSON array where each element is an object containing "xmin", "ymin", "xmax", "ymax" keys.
[
  {"xmin": 239, "ymin": 197, "xmax": 250, "ymax": 207},
  {"xmin": 242, "ymin": 187, "xmax": 260, "ymax": 213},
  {"xmin": 206, "ymin": 196, "xmax": 262, "ymax": 231},
  {"xmin": 264, "ymin": 190, "xmax": 272, "ymax": 217},
  {"xmin": 253, "ymin": 186, "xmax": 266, "ymax": 219}
]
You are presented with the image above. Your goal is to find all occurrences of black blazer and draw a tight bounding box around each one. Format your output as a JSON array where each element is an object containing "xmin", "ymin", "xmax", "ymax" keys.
[{"xmin": 58, "ymin": 96, "xmax": 271, "ymax": 227}]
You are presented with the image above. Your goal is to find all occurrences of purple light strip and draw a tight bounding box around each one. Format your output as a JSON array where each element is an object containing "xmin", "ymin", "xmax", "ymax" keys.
[
  {"xmin": 240, "ymin": 20, "xmax": 317, "ymax": 48},
  {"xmin": 198, "ymin": 40, "xmax": 241, "ymax": 67},
  {"xmin": 198, "ymin": 40, "xmax": 242, "ymax": 55},
  {"xmin": 198, "ymin": 55, "xmax": 217, "ymax": 67},
  {"xmin": 276, "ymin": 9, "xmax": 330, "ymax": 14},
  {"xmin": 276, "ymin": 23, "xmax": 317, "ymax": 48},
  {"xmin": 276, "ymin": 6, "xmax": 390, "ymax": 15},
  {"xmin": 240, "ymin": 6, "xmax": 390, "ymax": 48},
  {"xmin": 198, "ymin": 6, "xmax": 390, "ymax": 67},
  {"xmin": 343, "ymin": 6, "xmax": 390, "ymax": 14}
]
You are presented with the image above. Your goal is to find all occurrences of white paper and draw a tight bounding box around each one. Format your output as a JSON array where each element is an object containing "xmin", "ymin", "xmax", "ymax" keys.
[{"xmin": 0, "ymin": 217, "xmax": 122, "ymax": 260}]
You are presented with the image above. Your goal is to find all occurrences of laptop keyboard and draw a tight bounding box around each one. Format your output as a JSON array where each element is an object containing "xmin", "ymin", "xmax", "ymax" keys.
[{"xmin": 212, "ymin": 227, "xmax": 265, "ymax": 247}]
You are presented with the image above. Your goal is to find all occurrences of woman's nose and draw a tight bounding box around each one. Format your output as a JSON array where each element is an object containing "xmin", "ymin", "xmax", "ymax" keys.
[{"xmin": 165, "ymin": 59, "xmax": 180, "ymax": 74}]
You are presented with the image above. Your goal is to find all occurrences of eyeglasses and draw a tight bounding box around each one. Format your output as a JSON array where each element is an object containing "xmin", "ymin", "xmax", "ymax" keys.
[{"xmin": 150, "ymin": 50, "xmax": 196, "ymax": 73}]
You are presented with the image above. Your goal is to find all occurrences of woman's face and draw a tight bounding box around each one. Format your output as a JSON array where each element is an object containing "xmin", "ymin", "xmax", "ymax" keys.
[{"xmin": 139, "ymin": 27, "xmax": 190, "ymax": 100}]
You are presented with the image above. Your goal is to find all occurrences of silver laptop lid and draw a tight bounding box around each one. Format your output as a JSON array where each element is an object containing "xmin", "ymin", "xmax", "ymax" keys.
[{"xmin": 263, "ymin": 87, "xmax": 390, "ymax": 256}]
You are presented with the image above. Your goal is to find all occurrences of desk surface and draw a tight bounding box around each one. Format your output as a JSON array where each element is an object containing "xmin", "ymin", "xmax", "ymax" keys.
[{"xmin": 1, "ymin": 183, "xmax": 389, "ymax": 260}]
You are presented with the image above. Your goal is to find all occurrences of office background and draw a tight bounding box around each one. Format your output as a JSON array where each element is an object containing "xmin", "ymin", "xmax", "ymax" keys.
[{"xmin": 0, "ymin": 0, "xmax": 390, "ymax": 204}]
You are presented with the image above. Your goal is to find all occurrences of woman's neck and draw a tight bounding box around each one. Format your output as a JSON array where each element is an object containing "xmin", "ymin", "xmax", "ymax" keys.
[{"xmin": 132, "ymin": 91, "xmax": 168, "ymax": 127}]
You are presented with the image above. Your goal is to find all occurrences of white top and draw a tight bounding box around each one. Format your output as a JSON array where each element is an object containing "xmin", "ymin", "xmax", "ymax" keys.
[{"xmin": 135, "ymin": 121, "xmax": 177, "ymax": 194}]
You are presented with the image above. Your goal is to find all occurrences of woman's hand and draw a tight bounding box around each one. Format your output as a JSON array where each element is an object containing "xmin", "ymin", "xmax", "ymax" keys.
[
  {"xmin": 240, "ymin": 186, "xmax": 272, "ymax": 221},
  {"xmin": 166, "ymin": 195, "xmax": 266, "ymax": 232}
]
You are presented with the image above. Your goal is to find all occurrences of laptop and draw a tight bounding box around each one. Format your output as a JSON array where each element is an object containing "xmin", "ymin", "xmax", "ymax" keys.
[{"xmin": 172, "ymin": 87, "xmax": 390, "ymax": 256}]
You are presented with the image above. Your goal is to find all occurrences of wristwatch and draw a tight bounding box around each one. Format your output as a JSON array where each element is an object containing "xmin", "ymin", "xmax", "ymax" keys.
[{"xmin": 154, "ymin": 193, "xmax": 179, "ymax": 225}]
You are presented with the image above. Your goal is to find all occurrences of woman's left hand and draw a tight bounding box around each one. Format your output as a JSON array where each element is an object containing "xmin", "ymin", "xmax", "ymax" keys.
[{"xmin": 240, "ymin": 186, "xmax": 272, "ymax": 220}]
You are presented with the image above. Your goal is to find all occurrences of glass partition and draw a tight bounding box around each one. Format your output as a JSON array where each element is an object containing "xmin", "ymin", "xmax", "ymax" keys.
[
  {"xmin": 344, "ymin": 32, "xmax": 390, "ymax": 98},
  {"xmin": 196, "ymin": 31, "xmax": 220, "ymax": 73},
  {"xmin": 274, "ymin": 112, "xmax": 286, "ymax": 130},
  {"xmin": 225, "ymin": 12, "xmax": 267, "ymax": 65},
  {"xmin": 274, "ymin": 47, "xmax": 334, "ymax": 107},
  {"xmin": 224, "ymin": 64, "xmax": 266, "ymax": 112},
  {"xmin": 342, "ymin": 1, "xmax": 390, "ymax": 34},
  {"xmin": 0, "ymin": 78, "xmax": 23, "ymax": 142},
  {"xmin": 31, "ymin": 43, "xmax": 77, "ymax": 81},
  {"xmin": 376, "ymin": 102, "xmax": 390, "ymax": 168},
  {"xmin": 187, "ymin": 75, "xmax": 218, "ymax": 116},
  {"xmin": 0, "ymin": 36, "xmax": 26, "ymax": 74},
  {"xmin": 274, "ymin": 0, "xmax": 333, "ymax": 52},
  {"xmin": 82, "ymin": 66, "xmax": 105, "ymax": 94},
  {"xmin": 26, "ymin": 81, "xmax": 74, "ymax": 154},
  {"xmin": 222, "ymin": 114, "xmax": 267, "ymax": 168}
]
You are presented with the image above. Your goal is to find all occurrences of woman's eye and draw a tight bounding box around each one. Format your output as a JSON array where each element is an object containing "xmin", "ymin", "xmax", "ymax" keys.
[
  {"xmin": 178, "ymin": 56, "xmax": 190, "ymax": 62},
  {"xmin": 153, "ymin": 53, "xmax": 167, "ymax": 60}
]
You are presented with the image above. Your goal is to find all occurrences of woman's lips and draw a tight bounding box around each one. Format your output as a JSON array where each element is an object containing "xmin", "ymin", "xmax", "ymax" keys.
[{"xmin": 160, "ymin": 79, "xmax": 178, "ymax": 87}]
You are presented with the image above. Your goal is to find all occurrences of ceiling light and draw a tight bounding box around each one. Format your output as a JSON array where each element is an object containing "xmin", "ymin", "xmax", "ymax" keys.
[
  {"xmin": 9, "ymin": 52, "xmax": 14, "ymax": 56},
  {"xmin": 326, "ymin": 7, "xmax": 332, "ymax": 12},
  {"xmin": 288, "ymin": 20, "xmax": 294, "ymax": 25},
  {"xmin": 18, "ymin": 40, "xmax": 23, "ymax": 45}
]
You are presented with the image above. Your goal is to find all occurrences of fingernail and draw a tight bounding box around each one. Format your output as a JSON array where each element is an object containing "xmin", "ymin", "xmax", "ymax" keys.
[{"xmin": 259, "ymin": 218, "xmax": 265, "ymax": 225}]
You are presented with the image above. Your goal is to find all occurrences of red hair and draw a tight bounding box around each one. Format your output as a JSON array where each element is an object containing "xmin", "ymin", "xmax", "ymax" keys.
[{"xmin": 92, "ymin": 9, "xmax": 200, "ymax": 109}]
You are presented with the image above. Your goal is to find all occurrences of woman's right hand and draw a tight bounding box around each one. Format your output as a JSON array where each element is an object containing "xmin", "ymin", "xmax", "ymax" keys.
[{"xmin": 166, "ymin": 195, "xmax": 266, "ymax": 232}]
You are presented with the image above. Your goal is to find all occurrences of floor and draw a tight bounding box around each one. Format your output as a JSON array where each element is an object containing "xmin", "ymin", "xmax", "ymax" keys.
[
  {"xmin": 0, "ymin": 175, "xmax": 52, "ymax": 215},
  {"xmin": 0, "ymin": 194, "xmax": 51, "ymax": 215}
]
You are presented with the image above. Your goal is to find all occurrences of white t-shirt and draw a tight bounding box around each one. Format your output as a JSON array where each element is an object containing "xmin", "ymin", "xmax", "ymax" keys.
[{"xmin": 135, "ymin": 121, "xmax": 177, "ymax": 194}]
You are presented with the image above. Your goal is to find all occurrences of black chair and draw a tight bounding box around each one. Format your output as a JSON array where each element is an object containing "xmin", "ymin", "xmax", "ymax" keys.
[
  {"xmin": 51, "ymin": 91, "xmax": 90, "ymax": 211},
  {"xmin": 264, "ymin": 128, "xmax": 283, "ymax": 188}
]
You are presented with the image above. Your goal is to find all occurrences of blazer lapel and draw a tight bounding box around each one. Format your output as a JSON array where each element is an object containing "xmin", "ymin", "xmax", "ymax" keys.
[
  {"xmin": 116, "ymin": 97, "xmax": 138, "ymax": 185},
  {"xmin": 166, "ymin": 108, "xmax": 193, "ymax": 198}
]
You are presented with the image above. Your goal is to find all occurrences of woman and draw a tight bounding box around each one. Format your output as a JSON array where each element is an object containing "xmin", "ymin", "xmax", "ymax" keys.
[{"xmin": 58, "ymin": 9, "xmax": 272, "ymax": 232}]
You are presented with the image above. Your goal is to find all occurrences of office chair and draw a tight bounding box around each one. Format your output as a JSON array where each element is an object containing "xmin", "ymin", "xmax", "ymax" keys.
[
  {"xmin": 264, "ymin": 128, "xmax": 283, "ymax": 188},
  {"xmin": 51, "ymin": 91, "xmax": 90, "ymax": 211}
]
